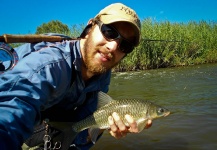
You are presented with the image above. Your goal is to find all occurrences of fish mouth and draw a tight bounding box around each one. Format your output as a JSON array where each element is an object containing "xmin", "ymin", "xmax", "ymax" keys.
[{"xmin": 164, "ymin": 111, "xmax": 170, "ymax": 117}]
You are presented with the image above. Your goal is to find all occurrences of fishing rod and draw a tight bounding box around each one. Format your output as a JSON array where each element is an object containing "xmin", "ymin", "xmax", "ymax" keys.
[
  {"xmin": 142, "ymin": 38, "xmax": 189, "ymax": 43},
  {"xmin": 0, "ymin": 34, "xmax": 188, "ymax": 43},
  {"xmin": 0, "ymin": 34, "xmax": 190, "ymax": 43},
  {"xmin": 0, "ymin": 34, "xmax": 189, "ymax": 73},
  {"xmin": 0, "ymin": 34, "xmax": 73, "ymax": 43}
]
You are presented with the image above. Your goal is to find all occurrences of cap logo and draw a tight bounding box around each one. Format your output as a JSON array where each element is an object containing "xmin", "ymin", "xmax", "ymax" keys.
[
  {"xmin": 120, "ymin": 6, "xmax": 140, "ymax": 27},
  {"xmin": 120, "ymin": 6, "xmax": 138, "ymax": 19}
]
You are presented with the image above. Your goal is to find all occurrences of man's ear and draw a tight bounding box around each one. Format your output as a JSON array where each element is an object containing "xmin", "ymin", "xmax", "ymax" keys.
[{"xmin": 79, "ymin": 19, "xmax": 94, "ymax": 38}]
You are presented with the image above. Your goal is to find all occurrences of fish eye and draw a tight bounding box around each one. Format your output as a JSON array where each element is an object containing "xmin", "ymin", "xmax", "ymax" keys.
[{"xmin": 158, "ymin": 108, "xmax": 165, "ymax": 114}]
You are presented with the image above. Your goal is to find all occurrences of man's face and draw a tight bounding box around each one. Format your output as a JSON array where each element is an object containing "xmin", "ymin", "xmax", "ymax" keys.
[{"xmin": 82, "ymin": 21, "xmax": 136, "ymax": 75}]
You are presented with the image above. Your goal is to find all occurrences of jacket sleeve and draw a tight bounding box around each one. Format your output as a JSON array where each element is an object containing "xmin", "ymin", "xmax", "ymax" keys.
[{"xmin": 0, "ymin": 42, "xmax": 73, "ymax": 148}]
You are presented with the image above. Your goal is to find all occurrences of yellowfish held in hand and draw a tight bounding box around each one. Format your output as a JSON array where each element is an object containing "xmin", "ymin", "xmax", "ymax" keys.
[{"xmin": 72, "ymin": 92, "xmax": 170, "ymax": 143}]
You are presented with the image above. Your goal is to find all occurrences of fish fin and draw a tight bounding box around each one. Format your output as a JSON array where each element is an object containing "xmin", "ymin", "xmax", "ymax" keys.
[
  {"xmin": 88, "ymin": 128, "xmax": 101, "ymax": 144},
  {"xmin": 137, "ymin": 118, "xmax": 148, "ymax": 133},
  {"xmin": 97, "ymin": 91, "xmax": 114, "ymax": 108}
]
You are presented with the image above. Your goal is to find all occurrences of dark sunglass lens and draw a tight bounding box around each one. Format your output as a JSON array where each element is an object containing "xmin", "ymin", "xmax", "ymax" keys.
[
  {"xmin": 97, "ymin": 21, "xmax": 135, "ymax": 53},
  {"xmin": 101, "ymin": 24, "xmax": 119, "ymax": 39},
  {"xmin": 120, "ymin": 40, "xmax": 134, "ymax": 53}
]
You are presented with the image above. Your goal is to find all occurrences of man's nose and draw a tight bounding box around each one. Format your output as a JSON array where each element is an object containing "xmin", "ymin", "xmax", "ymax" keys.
[{"xmin": 105, "ymin": 40, "xmax": 120, "ymax": 52}]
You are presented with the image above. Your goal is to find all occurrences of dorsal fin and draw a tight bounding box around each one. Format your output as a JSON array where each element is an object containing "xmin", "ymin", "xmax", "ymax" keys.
[{"xmin": 97, "ymin": 91, "xmax": 114, "ymax": 108}]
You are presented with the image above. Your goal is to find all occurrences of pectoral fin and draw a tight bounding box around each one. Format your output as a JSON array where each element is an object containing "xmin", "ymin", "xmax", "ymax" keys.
[
  {"xmin": 137, "ymin": 118, "xmax": 148, "ymax": 133},
  {"xmin": 88, "ymin": 128, "xmax": 101, "ymax": 144}
]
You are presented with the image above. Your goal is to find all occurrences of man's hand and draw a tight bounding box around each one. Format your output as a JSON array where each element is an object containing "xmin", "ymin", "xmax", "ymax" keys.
[{"xmin": 108, "ymin": 112, "xmax": 152, "ymax": 139}]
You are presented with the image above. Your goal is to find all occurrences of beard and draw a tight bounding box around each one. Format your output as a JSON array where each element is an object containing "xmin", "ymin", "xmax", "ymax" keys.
[
  {"xmin": 82, "ymin": 33, "xmax": 119, "ymax": 75},
  {"xmin": 83, "ymin": 37, "xmax": 107, "ymax": 75}
]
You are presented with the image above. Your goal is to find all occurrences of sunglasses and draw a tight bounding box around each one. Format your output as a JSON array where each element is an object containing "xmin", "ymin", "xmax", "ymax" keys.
[{"xmin": 95, "ymin": 20, "xmax": 135, "ymax": 53}]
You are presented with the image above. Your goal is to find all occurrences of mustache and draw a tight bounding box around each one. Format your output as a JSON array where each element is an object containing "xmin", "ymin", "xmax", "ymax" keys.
[{"xmin": 107, "ymin": 53, "xmax": 113, "ymax": 59}]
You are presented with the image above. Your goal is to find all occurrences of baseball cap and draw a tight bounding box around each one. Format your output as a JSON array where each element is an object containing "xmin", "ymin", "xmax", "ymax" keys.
[{"xmin": 94, "ymin": 3, "xmax": 141, "ymax": 46}]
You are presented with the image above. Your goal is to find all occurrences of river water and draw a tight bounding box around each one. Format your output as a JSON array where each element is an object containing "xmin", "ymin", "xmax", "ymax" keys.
[{"xmin": 91, "ymin": 63, "xmax": 217, "ymax": 150}]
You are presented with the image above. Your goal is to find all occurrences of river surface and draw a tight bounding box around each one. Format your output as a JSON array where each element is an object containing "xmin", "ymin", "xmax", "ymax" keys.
[{"xmin": 91, "ymin": 63, "xmax": 217, "ymax": 150}]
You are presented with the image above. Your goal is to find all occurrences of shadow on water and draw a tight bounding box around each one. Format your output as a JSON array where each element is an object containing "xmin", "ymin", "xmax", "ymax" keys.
[{"xmin": 91, "ymin": 63, "xmax": 217, "ymax": 150}]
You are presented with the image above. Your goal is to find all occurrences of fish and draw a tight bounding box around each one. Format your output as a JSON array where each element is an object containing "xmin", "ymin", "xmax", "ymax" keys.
[{"xmin": 71, "ymin": 91, "xmax": 170, "ymax": 143}]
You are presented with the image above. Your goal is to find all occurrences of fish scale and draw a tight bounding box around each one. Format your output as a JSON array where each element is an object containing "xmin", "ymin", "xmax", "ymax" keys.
[{"xmin": 94, "ymin": 99, "xmax": 149, "ymax": 127}]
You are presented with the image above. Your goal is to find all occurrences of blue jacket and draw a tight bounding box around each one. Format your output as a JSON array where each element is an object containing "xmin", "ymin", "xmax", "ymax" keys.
[{"xmin": 0, "ymin": 40, "xmax": 111, "ymax": 149}]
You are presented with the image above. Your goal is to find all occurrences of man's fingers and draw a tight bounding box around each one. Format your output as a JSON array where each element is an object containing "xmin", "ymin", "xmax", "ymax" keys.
[
  {"xmin": 125, "ymin": 114, "xmax": 138, "ymax": 133},
  {"xmin": 112, "ymin": 112, "xmax": 126, "ymax": 131},
  {"xmin": 108, "ymin": 116, "xmax": 118, "ymax": 132},
  {"xmin": 145, "ymin": 120, "xmax": 152, "ymax": 129}
]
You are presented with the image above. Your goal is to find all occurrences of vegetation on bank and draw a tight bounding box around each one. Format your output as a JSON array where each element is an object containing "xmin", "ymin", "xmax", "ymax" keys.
[
  {"xmin": 11, "ymin": 19, "xmax": 217, "ymax": 71},
  {"xmin": 115, "ymin": 19, "xmax": 217, "ymax": 71}
]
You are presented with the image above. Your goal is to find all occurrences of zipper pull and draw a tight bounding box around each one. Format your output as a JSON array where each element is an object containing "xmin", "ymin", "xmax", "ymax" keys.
[{"xmin": 43, "ymin": 119, "xmax": 51, "ymax": 150}]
